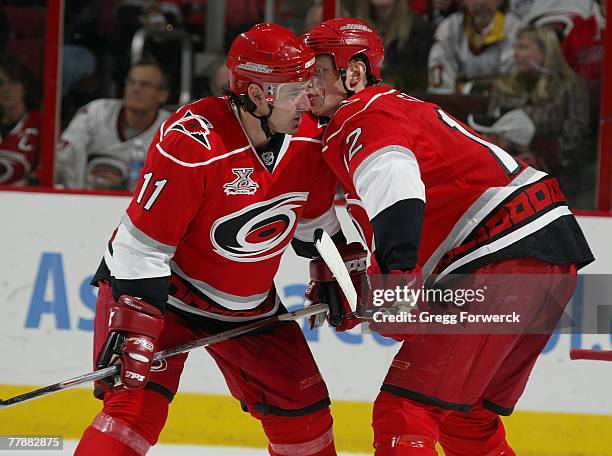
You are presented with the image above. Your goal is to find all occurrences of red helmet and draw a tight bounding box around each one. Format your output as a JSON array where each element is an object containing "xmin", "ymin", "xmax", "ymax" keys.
[
  {"xmin": 302, "ymin": 18, "xmax": 385, "ymax": 81},
  {"xmin": 227, "ymin": 23, "xmax": 316, "ymax": 96}
]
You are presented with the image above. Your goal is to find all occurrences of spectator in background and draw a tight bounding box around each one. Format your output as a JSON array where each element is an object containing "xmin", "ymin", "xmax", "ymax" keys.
[
  {"xmin": 352, "ymin": 0, "xmax": 433, "ymax": 91},
  {"xmin": 205, "ymin": 55, "xmax": 229, "ymax": 97},
  {"xmin": 0, "ymin": 56, "xmax": 41, "ymax": 186},
  {"xmin": 303, "ymin": 1, "xmax": 350, "ymax": 34},
  {"xmin": 510, "ymin": 0, "xmax": 604, "ymax": 33},
  {"xmin": 468, "ymin": 108, "xmax": 544, "ymax": 169},
  {"xmin": 488, "ymin": 25, "xmax": 590, "ymax": 202},
  {"xmin": 62, "ymin": 0, "xmax": 103, "ymax": 97},
  {"xmin": 509, "ymin": 0, "xmax": 605, "ymax": 83},
  {"xmin": 109, "ymin": 0, "xmax": 183, "ymax": 99},
  {"xmin": 55, "ymin": 60, "xmax": 171, "ymax": 191},
  {"xmin": 429, "ymin": 0, "xmax": 459, "ymax": 27},
  {"xmin": 428, "ymin": 0, "xmax": 522, "ymax": 93}
]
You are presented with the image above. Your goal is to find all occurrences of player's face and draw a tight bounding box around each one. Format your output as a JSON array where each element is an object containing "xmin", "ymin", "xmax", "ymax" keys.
[
  {"xmin": 265, "ymin": 78, "xmax": 323, "ymax": 134},
  {"xmin": 514, "ymin": 35, "xmax": 544, "ymax": 73},
  {"xmin": 311, "ymin": 55, "xmax": 346, "ymax": 118},
  {"xmin": 268, "ymin": 103, "xmax": 306, "ymax": 135},
  {"xmin": 0, "ymin": 69, "xmax": 26, "ymax": 110},
  {"xmin": 123, "ymin": 65, "xmax": 169, "ymax": 113}
]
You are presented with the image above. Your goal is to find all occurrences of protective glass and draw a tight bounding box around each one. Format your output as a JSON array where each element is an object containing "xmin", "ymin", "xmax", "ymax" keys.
[{"xmin": 264, "ymin": 73, "xmax": 324, "ymax": 111}]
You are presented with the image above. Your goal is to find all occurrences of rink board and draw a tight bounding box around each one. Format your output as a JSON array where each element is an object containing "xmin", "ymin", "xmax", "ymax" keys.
[{"xmin": 1, "ymin": 190, "xmax": 611, "ymax": 455}]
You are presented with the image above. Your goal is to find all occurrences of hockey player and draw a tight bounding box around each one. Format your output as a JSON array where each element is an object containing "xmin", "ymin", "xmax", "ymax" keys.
[
  {"xmin": 302, "ymin": 18, "xmax": 594, "ymax": 455},
  {"xmin": 75, "ymin": 24, "xmax": 344, "ymax": 456}
]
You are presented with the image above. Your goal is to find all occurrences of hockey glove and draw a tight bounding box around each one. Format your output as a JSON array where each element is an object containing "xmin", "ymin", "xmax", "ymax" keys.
[
  {"xmin": 305, "ymin": 242, "xmax": 368, "ymax": 332},
  {"xmin": 367, "ymin": 260, "xmax": 423, "ymax": 342},
  {"xmin": 96, "ymin": 295, "xmax": 164, "ymax": 390}
]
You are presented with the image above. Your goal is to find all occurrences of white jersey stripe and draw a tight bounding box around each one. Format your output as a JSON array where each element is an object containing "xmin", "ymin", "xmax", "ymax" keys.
[
  {"xmin": 433, "ymin": 205, "xmax": 573, "ymax": 284},
  {"xmin": 167, "ymin": 294, "xmax": 280, "ymax": 322},
  {"xmin": 291, "ymin": 137, "xmax": 323, "ymax": 144},
  {"xmin": 423, "ymin": 167, "xmax": 547, "ymax": 281},
  {"xmin": 121, "ymin": 213, "xmax": 176, "ymax": 253},
  {"xmin": 354, "ymin": 147, "xmax": 426, "ymax": 220},
  {"xmin": 324, "ymin": 88, "xmax": 397, "ymax": 148},
  {"xmin": 105, "ymin": 222, "xmax": 173, "ymax": 280},
  {"xmin": 170, "ymin": 260, "xmax": 270, "ymax": 310},
  {"xmin": 294, "ymin": 204, "xmax": 341, "ymax": 242},
  {"xmin": 156, "ymin": 143, "xmax": 250, "ymax": 167}
]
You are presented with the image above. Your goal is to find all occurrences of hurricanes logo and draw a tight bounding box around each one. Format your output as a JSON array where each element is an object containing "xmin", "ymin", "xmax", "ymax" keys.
[
  {"xmin": 0, "ymin": 149, "xmax": 31, "ymax": 185},
  {"xmin": 166, "ymin": 110, "xmax": 214, "ymax": 149},
  {"xmin": 211, "ymin": 193, "xmax": 309, "ymax": 262}
]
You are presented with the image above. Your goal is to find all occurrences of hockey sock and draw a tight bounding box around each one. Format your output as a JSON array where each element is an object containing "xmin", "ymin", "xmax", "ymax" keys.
[
  {"xmin": 439, "ymin": 404, "xmax": 515, "ymax": 456},
  {"xmin": 261, "ymin": 406, "xmax": 336, "ymax": 455},
  {"xmin": 75, "ymin": 389, "xmax": 169, "ymax": 455},
  {"xmin": 372, "ymin": 391, "xmax": 440, "ymax": 455},
  {"xmin": 75, "ymin": 425, "xmax": 141, "ymax": 456}
]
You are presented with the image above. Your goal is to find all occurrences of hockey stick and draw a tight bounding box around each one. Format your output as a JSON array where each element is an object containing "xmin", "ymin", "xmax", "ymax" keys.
[
  {"xmin": 570, "ymin": 348, "xmax": 612, "ymax": 361},
  {"xmin": 0, "ymin": 303, "xmax": 328, "ymax": 410},
  {"xmin": 313, "ymin": 228, "xmax": 359, "ymax": 312}
]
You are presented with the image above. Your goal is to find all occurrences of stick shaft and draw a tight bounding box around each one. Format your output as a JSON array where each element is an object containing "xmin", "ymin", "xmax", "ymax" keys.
[{"xmin": 0, "ymin": 304, "xmax": 328, "ymax": 409}]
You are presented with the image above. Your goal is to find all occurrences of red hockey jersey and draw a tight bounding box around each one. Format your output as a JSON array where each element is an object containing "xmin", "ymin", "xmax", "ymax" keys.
[
  {"xmin": 0, "ymin": 111, "xmax": 41, "ymax": 185},
  {"xmin": 103, "ymin": 97, "xmax": 339, "ymax": 321},
  {"xmin": 321, "ymin": 86, "xmax": 592, "ymax": 283}
]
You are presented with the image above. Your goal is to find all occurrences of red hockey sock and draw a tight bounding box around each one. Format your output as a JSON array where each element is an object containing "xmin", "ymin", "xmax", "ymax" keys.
[
  {"xmin": 75, "ymin": 426, "xmax": 140, "ymax": 456},
  {"xmin": 75, "ymin": 389, "xmax": 169, "ymax": 455},
  {"xmin": 372, "ymin": 391, "xmax": 442, "ymax": 455},
  {"xmin": 259, "ymin": 407, "xmax": 336, "ymax": 455},
  {"xmin": 439, "ymin": 404, "xmax": 515, "ymax": 456}
]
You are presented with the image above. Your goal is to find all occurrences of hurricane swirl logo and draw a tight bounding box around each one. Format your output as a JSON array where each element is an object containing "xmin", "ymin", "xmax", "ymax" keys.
[
  {"xmin": 0, "ymin": 149, "xmax": 31, "ymax": 185},
  {"xmin": 211, "ymin": 192, "xmax": 309, "ymax": 262}
]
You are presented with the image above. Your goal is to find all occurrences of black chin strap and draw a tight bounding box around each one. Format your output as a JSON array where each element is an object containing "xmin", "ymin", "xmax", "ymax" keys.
[{"xmin": 249, "ymin": 104, "xmax": 274, "ymax": 139}]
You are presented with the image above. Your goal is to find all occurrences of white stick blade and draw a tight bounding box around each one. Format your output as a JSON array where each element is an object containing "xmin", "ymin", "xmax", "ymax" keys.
[{"xmin": 314, "ymin": 229, "xmax": 358, "ymax": 312}]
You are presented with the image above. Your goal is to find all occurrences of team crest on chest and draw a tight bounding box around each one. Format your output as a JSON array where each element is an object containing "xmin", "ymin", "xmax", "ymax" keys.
[
  {"xmin": 224, "ymin": 168, "xmax": 259, "ymax": 195},
  {"xmin": 166, "ymin": 110, "xmax": 213, "ymax": 149}
]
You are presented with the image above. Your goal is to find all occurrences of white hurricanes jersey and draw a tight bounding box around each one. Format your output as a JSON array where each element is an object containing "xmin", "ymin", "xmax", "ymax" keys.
[
  {"xmin": 510, "ymin": 0, "xmax": 604, "ymax": 31},
  {"xmin": 56, "ymin": 99, "xmax": 171, "ymax": 189},
  {"xmin": 428, "ymin": 12, "xmax": 522, "ymax": 91}
]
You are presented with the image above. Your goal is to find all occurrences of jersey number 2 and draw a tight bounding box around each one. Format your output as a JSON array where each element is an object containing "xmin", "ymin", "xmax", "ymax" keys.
[
  {"xmin": 344, "ymin": 127, "xmax": 363, "ymax": 169},
  {"xmin": 437, "ymin": 109, "xmax": 521, "ymax": 176},
  {"xmin": 136, "ymin": 172, "xmax": 167, "ymax": 211}
]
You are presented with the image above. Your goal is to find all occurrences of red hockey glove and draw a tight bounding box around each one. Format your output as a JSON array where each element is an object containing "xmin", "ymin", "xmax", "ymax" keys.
[
  {"xmin": 96, "ymin": 295, "xmax": 164, "ymax": 390},
  {"xmin": 367, "ymin": 261, "xmax": 423, "ymax": 342},
  {"xmin": 305, "ymin": 242, "xmax": 368, "ymax": 332}
]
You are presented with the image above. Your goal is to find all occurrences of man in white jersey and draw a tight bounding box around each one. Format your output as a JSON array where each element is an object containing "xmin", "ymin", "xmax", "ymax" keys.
[
  {"xmin": 428, "ymin": 0, "xmax": 522, "ymax": 92},
  {"xmin": 55, "ymin": 60, "xmax": 171, "ymax": 190}
]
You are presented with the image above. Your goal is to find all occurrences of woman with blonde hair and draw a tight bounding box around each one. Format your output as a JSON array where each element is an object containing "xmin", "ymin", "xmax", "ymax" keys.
[
  {"xmin": 351, "ymin": 0, "xmax": 432, "ymax": 91},
  {"xmin": 489, "ymin": 25, "xmax": 591, "ymax": 201}
]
